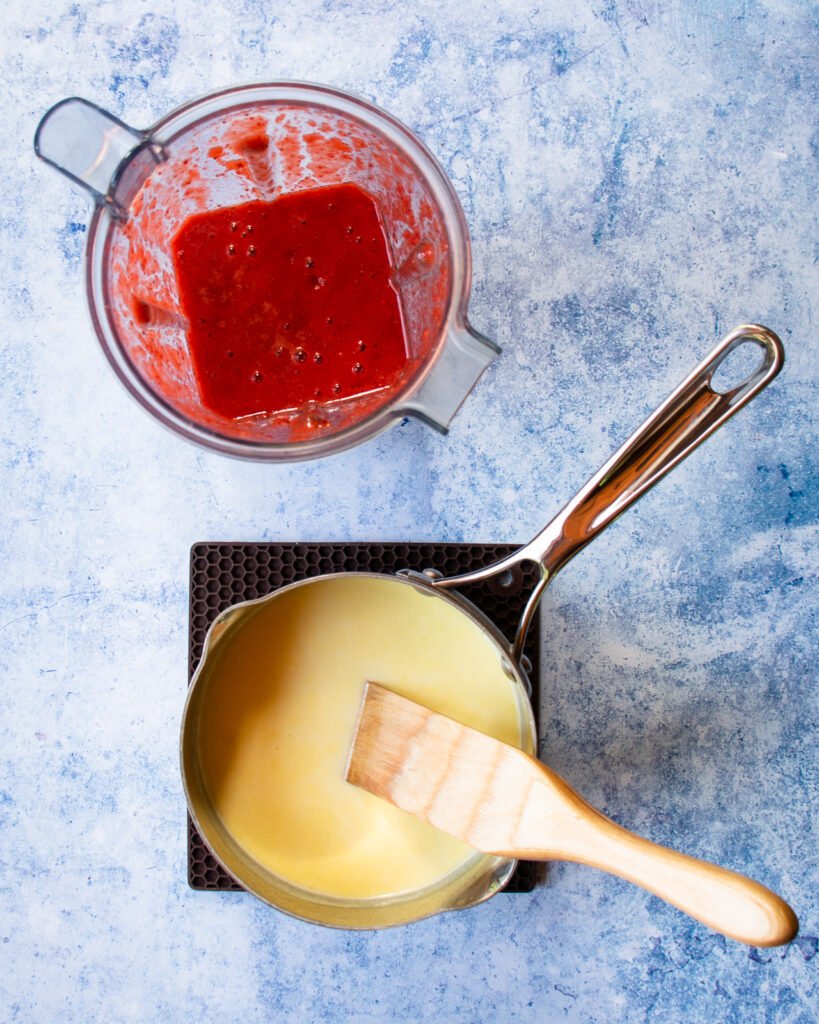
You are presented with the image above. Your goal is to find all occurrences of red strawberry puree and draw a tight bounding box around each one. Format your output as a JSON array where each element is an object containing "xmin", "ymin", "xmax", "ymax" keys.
[{"xmin": 171, "ymin": 183, "xmax": 408, "ymax": 419}]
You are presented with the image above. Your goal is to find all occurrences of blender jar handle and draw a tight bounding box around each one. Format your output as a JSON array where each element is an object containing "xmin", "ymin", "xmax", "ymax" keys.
[
  {"xmin": 34, "ymin": 97, "xmax": 165, "ymax": 219},
  {"xmin": 396, "ymin": 322, "xmax": 500, "ymax": 432}
]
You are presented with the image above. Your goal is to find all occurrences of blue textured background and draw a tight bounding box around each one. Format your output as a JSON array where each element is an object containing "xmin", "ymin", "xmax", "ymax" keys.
[{"xmin": 2, "ymin": 1, "xmax": 817, "ymax": 1021}]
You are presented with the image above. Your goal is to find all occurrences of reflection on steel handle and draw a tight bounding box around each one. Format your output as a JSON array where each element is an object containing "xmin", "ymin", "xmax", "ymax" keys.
[{"xmin": 434, "ymin": 324, "xmax": 785, "ymax": 661}]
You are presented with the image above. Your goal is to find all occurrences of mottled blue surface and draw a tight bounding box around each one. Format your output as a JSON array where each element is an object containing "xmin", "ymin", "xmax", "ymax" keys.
[{"xmin": 2, "ymin": 1, "xmax": 818, "ymax": 1021}]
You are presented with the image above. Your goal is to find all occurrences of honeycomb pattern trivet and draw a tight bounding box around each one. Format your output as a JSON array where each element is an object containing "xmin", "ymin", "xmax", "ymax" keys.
[{"xmin": 188, "ymin": 541, "xmax": 542, "ymax": 895}]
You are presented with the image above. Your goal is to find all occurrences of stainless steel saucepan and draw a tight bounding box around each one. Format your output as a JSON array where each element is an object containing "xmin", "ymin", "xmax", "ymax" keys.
[{"xmin": 181, "ymin": 324, "xmax": 784, "ymax": 928}]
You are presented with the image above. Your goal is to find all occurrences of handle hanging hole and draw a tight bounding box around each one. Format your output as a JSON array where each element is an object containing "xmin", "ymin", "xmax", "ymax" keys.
[{"xmin": 710, "ymin": 340, "xmax": 766, "ymax": 396}]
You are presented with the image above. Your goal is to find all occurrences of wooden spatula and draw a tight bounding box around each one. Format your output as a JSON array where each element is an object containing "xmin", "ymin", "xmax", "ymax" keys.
[{"xmin": 346, "ymin": 682, "xmax": 798, "ymax": 947}]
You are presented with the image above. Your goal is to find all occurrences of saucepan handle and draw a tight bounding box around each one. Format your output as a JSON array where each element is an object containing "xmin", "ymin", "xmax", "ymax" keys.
[
  {"xmin": 517, "ymin": 323, "xmax": 784, "ymax": 573},
  {"xmin": 432, "ymin": 324, "xmax": 784, "ymax": 660}
]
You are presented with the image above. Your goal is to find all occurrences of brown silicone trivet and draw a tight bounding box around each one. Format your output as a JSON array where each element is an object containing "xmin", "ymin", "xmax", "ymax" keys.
[{"xmin": 188, "ymin": 541, "xmax": 541, "ymax": 894}]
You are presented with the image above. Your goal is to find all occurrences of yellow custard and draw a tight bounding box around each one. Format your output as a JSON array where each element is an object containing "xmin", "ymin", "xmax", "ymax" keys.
[{"xmin": 197, "ymin": 575, "xmax": 524, "ymax": 900}]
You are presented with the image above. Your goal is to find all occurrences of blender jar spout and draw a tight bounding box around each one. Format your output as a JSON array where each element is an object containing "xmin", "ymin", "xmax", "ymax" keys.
[
  {"xmin": 34, "ymin": 97, "xmax": 165, "ymax": 219},
  {"xmin": 396, "ymin": 322, "xmax": 500, "ymax": 433}
]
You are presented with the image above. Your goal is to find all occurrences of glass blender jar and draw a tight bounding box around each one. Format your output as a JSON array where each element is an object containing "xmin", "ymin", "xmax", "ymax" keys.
[{"xmin": 35, "ymin": 82, "xmax": 499, "ymax": 460}]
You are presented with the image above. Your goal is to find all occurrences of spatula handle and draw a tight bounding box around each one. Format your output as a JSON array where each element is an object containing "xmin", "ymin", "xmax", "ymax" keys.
[{"xmin": 519, "ymin": 765, "xmax": 798, "ymax": 948}]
